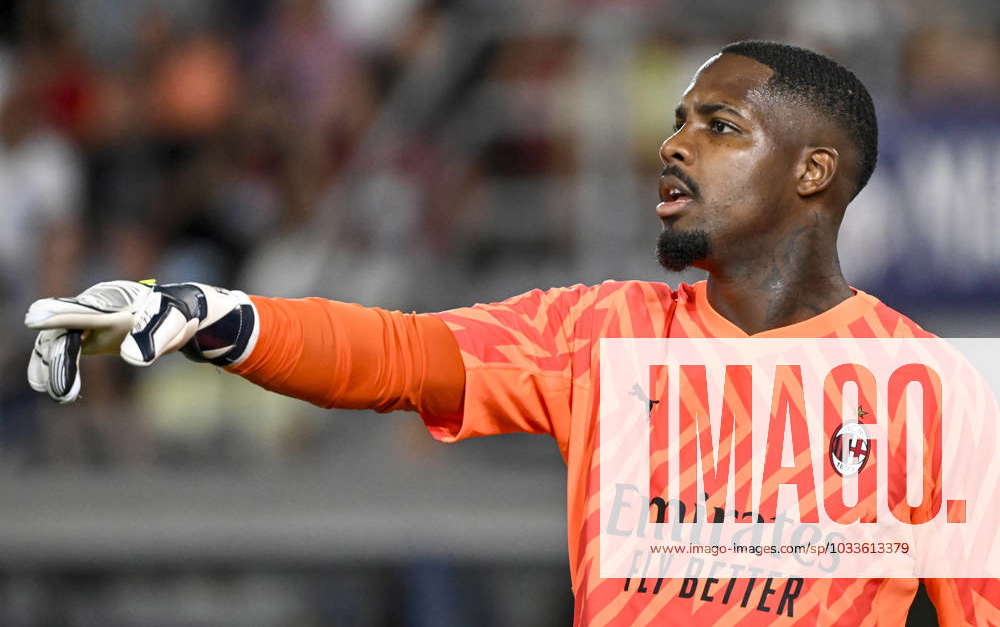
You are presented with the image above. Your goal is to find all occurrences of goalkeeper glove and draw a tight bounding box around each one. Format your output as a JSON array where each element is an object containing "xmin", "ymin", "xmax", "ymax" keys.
[{"xmin": 25, "ymin": 280, "xmax": 258, "ymax": 403}]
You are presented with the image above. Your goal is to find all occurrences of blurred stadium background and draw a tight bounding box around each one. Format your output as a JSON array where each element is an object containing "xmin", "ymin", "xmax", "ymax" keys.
[{"xmin": 1, "ymin": 0, "xmax": 999, "ymax": 625}]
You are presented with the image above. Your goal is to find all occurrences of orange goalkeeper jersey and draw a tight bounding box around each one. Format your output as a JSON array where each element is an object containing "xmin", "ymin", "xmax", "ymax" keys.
[{"xmin": 422, "ymin": 279, "xmax": 1000, "ymax": 626}]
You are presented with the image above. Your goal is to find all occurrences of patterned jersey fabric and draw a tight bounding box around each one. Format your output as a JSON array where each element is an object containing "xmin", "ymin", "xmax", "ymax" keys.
[{"xmin": 423, "ymin": 279, "xmax": 999, "ymax": 626}]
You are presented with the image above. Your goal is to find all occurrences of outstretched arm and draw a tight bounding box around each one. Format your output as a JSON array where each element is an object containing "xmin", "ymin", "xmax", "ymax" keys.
[
  {"xmin": 229, "ymin": 296, "xmax": 465, "ymax": 417},
  {"xmin": 25, "ymin": 281, "xmax": 466, "ymax": 421}
]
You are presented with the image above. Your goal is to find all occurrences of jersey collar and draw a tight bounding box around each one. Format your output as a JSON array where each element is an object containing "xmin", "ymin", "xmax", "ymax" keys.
[{"xmin": 691, "ymin": 280, "xmax": 880, "ymax": 338}]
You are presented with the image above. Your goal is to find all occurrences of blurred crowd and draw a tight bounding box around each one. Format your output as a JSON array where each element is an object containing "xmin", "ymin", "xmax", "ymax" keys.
[
  {"xmin": 1, "ymin": 0, "xmax": 998, "ymax": 625},
  {"xmin": 0, "ymin": 0, "xmax": 998, "ymax": 520},
  {"xmin": 3, "ymin": 0, "xmax": 998, "ymax": 470}
]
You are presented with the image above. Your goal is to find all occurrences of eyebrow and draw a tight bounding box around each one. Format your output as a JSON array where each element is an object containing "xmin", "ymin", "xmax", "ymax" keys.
[{"xmin": 675, "ymin": 102, "xmax": 748, "ymax": 120}]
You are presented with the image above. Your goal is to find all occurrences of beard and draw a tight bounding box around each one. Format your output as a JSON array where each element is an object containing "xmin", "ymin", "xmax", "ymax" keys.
[{"xmin": 656, "ymin": 227, "xmax": 710, "ymax": 272}]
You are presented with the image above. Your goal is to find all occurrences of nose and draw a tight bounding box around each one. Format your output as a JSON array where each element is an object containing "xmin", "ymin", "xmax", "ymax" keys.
[{"xmin": 659, "ymin": 133, "xmax": 693, "ymax": 165}]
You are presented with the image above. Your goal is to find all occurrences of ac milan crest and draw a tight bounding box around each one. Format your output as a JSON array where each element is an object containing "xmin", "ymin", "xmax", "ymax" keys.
[{"xmin": 829, "ymin": 421, "xmax": 871, "ymax": 477}]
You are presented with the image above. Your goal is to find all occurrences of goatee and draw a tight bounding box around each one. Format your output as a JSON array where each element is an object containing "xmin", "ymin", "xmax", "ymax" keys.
[{"xmin": 656, "ymin": 228, "xmax": 710, "ymax": 272}]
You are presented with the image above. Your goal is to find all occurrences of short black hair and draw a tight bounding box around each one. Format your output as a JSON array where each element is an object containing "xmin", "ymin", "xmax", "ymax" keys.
[{"xmin": 720, "ymin": 40, "xmax": 878, "ymax": 198}]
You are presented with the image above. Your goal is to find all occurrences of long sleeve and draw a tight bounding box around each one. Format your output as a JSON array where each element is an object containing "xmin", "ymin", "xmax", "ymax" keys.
[{"xmin": 226, "ymin": 296, "xmax": 465, "ymax": 424}]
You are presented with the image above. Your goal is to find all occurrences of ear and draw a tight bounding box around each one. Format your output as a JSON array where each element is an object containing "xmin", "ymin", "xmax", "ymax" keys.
[{"xmin": 795, "ymin": 147, "xmax": 839, "ymax": 197}]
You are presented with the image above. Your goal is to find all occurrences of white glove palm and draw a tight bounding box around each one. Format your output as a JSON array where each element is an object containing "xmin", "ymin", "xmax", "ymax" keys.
[{"xmin": 25, "ymin": 280, "xmax": 257, "ymax": 403}]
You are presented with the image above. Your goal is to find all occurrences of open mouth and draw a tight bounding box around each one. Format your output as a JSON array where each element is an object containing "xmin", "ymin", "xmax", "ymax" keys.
[
  {"xmin": 663, "ymin": 186, "xmax": 691, "ymax": 203},
  {"xmin": 657, "ymin": 178, "xmax": 695, "ymax": 218},
  {"xmin": 658, "ymin": 174, "xmax": 695, "ymax": 203}
]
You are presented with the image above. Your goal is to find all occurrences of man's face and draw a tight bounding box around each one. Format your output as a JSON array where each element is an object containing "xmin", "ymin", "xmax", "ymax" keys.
[{"xmin": 656, "ymin": 53, "xmax": 800, "ymax": 272}]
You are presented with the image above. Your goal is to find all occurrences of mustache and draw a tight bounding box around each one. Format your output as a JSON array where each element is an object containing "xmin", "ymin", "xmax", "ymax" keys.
[{"xmin": 660, "ymin": 166, "xmax": 701, "ymax": 200}]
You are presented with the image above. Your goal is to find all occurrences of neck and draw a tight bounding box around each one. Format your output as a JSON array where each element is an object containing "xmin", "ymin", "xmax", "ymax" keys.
[{"xmin": 705, "ymin": 215, "xmax": 853, "ymax": 335}]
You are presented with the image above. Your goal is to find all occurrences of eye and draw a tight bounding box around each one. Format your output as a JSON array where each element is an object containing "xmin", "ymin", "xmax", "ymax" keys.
[
  {"xmin": 672, "ymin": 119, "xmax": 684, "ymax": 132},
  {"xmin": 709, "ymin": 119, "xmax": 737, "ymax": 134}
]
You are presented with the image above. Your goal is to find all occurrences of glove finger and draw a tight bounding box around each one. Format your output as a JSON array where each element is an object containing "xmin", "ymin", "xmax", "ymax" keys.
[
  {"xmin": 25, "ymin": 297, "xmax": 130, "ymax": 331},
  {"xmin": 25, "ymin": 281, "xmax": 148, "ymax": 330},
  {"xmin": 48, "ymin": 330, "xmax": 83, "ymax": 403},
  {"xmin": 27, "ymin": 330, "xmax": 56, "ymax": 393},
  {"xmin": 27, "ymin": 329, "xmax": 83, "ymax": 403},
  {"xmin": 120, "ymin": 292, "xmax": 198, "ymax": 367}
]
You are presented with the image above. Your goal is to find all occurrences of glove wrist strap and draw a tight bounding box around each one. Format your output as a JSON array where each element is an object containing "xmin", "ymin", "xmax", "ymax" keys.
[
  {"xmin": 211, "ymin": 291, "xmax": 259, "ymax": 367},
  {"xmin": 174, "ymin": 288, "xmax": 260, "ymax": 367}
]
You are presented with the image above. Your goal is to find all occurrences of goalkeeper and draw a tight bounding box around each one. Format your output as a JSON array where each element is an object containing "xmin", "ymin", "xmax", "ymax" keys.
[{"xmin": 25, "ymin": 41, "xmax": 1000, "ymax": 626}]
